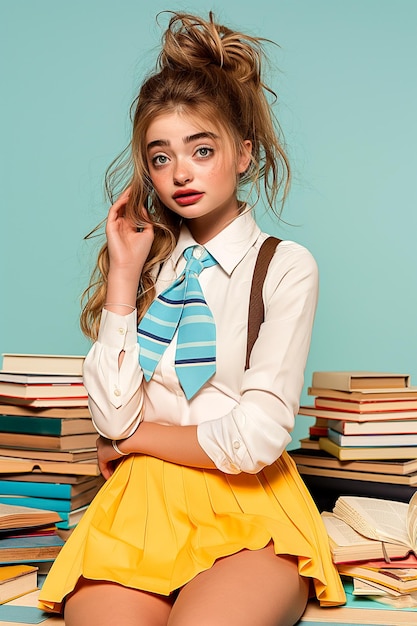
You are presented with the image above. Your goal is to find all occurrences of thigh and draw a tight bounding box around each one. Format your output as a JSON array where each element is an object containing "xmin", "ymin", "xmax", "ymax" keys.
[
  {"xmin": 168, "ymin": 544, "xmax": 309, "ymax": 626},
  {"xmin": 64, "ymin": 577, "xmax": 174, "ymax": 626}
]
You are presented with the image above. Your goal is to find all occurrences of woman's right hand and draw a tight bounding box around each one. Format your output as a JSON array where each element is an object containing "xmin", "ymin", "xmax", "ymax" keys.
[
  {"xmin": 106, "ymin": 188, "xmax": 154, "ymax": 278},
  {"xmin": 104, "ymin": 189, "xmax": 155, "ymax": 309}
]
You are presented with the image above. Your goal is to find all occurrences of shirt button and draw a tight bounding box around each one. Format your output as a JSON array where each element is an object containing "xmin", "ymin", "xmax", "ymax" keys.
[
  {"xmin": 193, "ymin": 246, "xmax": 204, "ymax": 259},
  {"xmin": 118, "ymin": 327, "xmax": 126, "ymax": 335},
  {"xmin": 233, "ymin": 440, "xmax": 241, "ymax": 450},
  {"xmin": 113, "ymin": 388, "xmax": 121, "ymax": 397}
]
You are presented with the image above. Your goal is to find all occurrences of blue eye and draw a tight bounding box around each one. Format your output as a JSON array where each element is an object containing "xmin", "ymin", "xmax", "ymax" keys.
[
  {"xmin": 153, "ymin": 154, "xmax": 169, "ymax": 166},
  {"xmin": 196, "ymin": 146, "xmax": 214, "ymax": 158}
]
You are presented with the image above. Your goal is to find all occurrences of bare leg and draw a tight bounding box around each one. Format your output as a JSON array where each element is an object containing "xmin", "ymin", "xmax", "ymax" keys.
[
  {"xmin": 168, "ymin": 544, "xmax": 309, "ymax": 626},
  {"xmin": 64, "ymin": 577, "xmax": 174, "ymax": 626}
]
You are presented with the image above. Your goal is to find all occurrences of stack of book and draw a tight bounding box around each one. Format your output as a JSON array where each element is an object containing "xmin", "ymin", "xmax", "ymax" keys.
[
  {"xmin": 322, "ymin": 493, "xmax": 417, "ymax": 609},
  {"xmin": 0, "ymin": 501, "xmax": 65, "ymax": 606},
  {"xmin": 0, "ymin": 353, "xmax": 102, "ymax": 534},
  {"xmin": 290, "ymin": 371, "xmax": 417, "ymax": 510}
]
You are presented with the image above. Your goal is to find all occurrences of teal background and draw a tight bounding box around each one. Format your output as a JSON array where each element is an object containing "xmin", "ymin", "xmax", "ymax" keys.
[{"xmin": 2, "ymin": 0, "xmax": 416, "ymax": 448}]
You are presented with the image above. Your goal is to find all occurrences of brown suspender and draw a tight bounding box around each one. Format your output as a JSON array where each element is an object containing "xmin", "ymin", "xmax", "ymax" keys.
[{"xmin": 245, "ymin": 236, "xmax": 281, "ymax": 370}]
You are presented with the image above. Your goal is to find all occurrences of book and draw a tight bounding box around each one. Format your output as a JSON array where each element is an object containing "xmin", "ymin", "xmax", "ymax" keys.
[
  {"xmin": 0, "ymin": 447, "xmax": 96, "ymax": 462},
  {"xmin": 338, "ymin": 563, "xmax": 417, "ymax": 594},
  {"xmin": 0, "ymin": 485, "xmax": 100, "ymax": 513},
  {"xmin": 315, "ymin": 397, "xmax": 417, "ymax": 413},
  {"xmin": 299, "ymin": 405, "xmax": 417, "ymax": 423},
  {"xmin": 298, "ymin": 437, "xmax": 320, "ymax": 451},
  {"xmin": 296, "ymin": 464, "xmax": 417, "ymax": 486},
  {"xmin": 0, "ymin": 503, "xmax": 60, "ymax": 531},
  {"xmin": 0, "ymin": 589, "xmax": 63, "ymax": 624},
  {"xmin": 319, "ymin": 436, "xmax": 417, "ymax": 460},
  {"xmin": 309, "ymin": 386, "xmax": 417, "ymax": 400},
  {"xmin": 302, "ymin": 473, "xmax": 416, "ymax": 512},
  {"xmin": 289, "ymin": 448, "xmax": 417, "ymax": 476},
  {"xmin": 0, "ymin": 381, "xmax": 87, "ymax": 400},
  {"xmin": 55, "ymin": 505, "xmax": 89, "ymax": 529},
  {"xmin": 299, "ymin": 578, "xmax": 417, "ymax": 624},
  {"xmin": 308, "ymin": 424, "xmax": 328, "ymax": 439},
  {"xmin": 1, "ymin": 473, "xmax": 97, "ymax": 485},
  {"xmin": 1, "ymin": 354, "xmax": 85, "ymax": 376},
  {"xmin": 0, "ymin": 476, "xmax": 103, "ymax": 499},
  {"xmin": 0, "ymin": 372, "xmax": 83, "ymax": 384},
  {"xmin": 333, "ymin": 493, "xmax": 417, "ymax": 553},
  {"xmin": 0, "ymin": 396, "xmax": 89, "ymax": 408},
  {"xmin": 0, "ymin": 404, "xmax": 91, "ymax": 418},
  {"xmin": 0, "ymin": 432, "xmax": 97, "ymax": 451},
  {"xmin": 0, "ymin": 590, "xmax": 64, "ymax": 625},
  {"xmin": 0, "ymin": 534, "xmax": 64, "ymax": 564},
  {"xmin": 327, "ymin": 428, "xmax": 417, "ymax": 448},
  {"xmin": 0, "ymin": 565, "xmax": 38, "ymax": 605},
  {"xmin": 321, "ymin": 511, "xmax": 417, "ymax": 563},
  {"xmin": 332, "ymin": 419, "xmax": 417, "ymax": 436},
  {"xmin": 0, "ymin": 416, "xmax": 95, "ymax": 436},
  {"xmin": 311, "ymin": 371, "xmax": 411, "ymax": 391},
  {"xmin": 0, "ymin": 457, "xmax": 100, "ymax": 477}
]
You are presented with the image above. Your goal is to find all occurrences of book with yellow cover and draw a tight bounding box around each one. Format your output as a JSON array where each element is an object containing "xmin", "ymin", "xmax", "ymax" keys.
[{"xmin": 0, "ymin": 565, "xmax": 38, "ymax": 605}]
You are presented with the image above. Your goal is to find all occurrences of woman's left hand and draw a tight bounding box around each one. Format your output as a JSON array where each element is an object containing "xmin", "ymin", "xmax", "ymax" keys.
[{"xmin": 96, "ymin": 436, "xmax": 124, "ymax": 480}]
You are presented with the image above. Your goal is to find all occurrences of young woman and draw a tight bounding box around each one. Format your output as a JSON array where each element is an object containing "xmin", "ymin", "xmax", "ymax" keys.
[{"xmin": 39, "ymin": 12, "xmax": 345, "ymax": 626}]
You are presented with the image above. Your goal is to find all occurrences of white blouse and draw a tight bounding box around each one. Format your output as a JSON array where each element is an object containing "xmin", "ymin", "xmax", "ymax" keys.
[{"xmin": 83, "ymin": 211, "xmax": 319, "ymax": 474}]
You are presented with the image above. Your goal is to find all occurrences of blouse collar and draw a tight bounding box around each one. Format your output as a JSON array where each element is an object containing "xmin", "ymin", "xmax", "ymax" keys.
[{"xmin": 171, "ymin": 209, "xmax": 261, "ymax": 276}]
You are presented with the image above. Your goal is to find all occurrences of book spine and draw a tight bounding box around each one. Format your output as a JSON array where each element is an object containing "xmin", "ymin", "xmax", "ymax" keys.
[
  {"xmin": 0, "ymin": 481, "xmax": 71, "ymax": 498},
  {"xmin": 328, "ymin": 428, "xmax": 417, "ymax": 447},
  {"xmin": 0, "ymin": 417, "xmax": 63, "ymax": 435},
  {"xmin": 0, "ymin": 495, "xmax": 72, "ymax": 512}
]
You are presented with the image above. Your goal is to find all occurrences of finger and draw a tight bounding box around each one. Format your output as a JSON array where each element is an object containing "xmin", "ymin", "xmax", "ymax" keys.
[{"xmin": 107, "ymin": 188, "xmax": 132, "ymax": 222}]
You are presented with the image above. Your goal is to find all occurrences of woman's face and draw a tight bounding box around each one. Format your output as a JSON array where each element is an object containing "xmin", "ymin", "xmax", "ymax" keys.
[{"xmin": 146, "ymin": 111, "xmax": 251, "ymax": 242}]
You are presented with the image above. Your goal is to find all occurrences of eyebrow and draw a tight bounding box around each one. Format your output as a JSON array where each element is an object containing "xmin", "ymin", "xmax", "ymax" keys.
[{"xmin": 146, "ymin": 132, "xmax": 219, "ymax": 151}]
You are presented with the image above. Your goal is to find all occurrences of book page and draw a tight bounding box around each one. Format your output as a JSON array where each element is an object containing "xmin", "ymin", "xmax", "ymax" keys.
[
  {"xmin": 321, "ymin": 513, "xmax": 380, "ymax": 547},
  {"xmin": 333, "ymin": 496, "xmax": 410, "ymax": 547},
  {"xmin": 407, "ymin": 492, "xmax": 417, "ymax": 551}
]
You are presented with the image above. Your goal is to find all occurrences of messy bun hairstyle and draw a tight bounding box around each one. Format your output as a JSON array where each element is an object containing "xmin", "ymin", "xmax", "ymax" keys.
[{"xmin": 81, "ymin": 12, "xmax": 290, "ymax": 339}]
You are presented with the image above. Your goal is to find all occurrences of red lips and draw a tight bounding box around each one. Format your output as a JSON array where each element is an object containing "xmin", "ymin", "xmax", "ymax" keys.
[{"xmin": 172, "ymin": 189, "xmax": 204, "ymax": 206}]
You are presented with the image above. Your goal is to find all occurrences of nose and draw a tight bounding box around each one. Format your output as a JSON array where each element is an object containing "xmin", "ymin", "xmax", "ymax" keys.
[{"xmin": 173, "ymin": 161, "xmax": 193, "ymax": 186}]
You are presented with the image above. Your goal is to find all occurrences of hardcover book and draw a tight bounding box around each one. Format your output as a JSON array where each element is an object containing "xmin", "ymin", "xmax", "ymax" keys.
[
  {"xmin": 289, "ymin": 447, "xmax": 417, "ymax": 475},
  {"xmin": 0, "ymin": 565, "xmax": 38, "ymax": 605},
  {"xmin": 311, "ymin": 371, "xmax": 411, "ymax": 391},
  {"xmin": 299, "ymin": 404, "xmax": 417, "ymax": 422},
  {"xmin": 1, "ymin": 354, "xmax": 85, "ymax": 376},
  {"xmin": 319, "ymin": 436, "xmax": 417, "ymax": 461},
  {"xmin": 0, "ymin": 432, "xmax": 98, "ymax": 451},
  {"xmin": 327, "ymin": 428, "xmax": 417, "ymax": 448},
  {"xmin": 0, "ymin": 456, "xmax": 100, "ymax": 477},
  {"xmin": 0, "ymin": 415, "xmax": 95, "ymax": 436}
]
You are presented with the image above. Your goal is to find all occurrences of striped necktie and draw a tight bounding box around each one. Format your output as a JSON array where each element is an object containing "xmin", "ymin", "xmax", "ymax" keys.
[{"xmin": 137, "ymin": 245, "xmax": 217, "ymax": 399}]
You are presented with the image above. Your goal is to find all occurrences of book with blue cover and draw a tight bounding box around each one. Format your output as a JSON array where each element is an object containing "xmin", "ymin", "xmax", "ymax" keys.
[
  {"xmin": 0, "ymin": 534, "xmax": 64, "ymax": 564},
  {"xmin": 0, "ymin": 484, "xmax": 101, "ymax": 513},
  {"xmin": 0, "ymin": 415, "xmax": 95, "ymax": 436},
  {"xmin": 0, "ymin": 476, "xmax": 103, "ymax": 499}
]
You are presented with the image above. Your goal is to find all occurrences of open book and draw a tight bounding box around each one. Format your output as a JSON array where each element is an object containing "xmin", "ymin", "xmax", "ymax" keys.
[{"xmin": 323, "ymin": 492, "xmax": 417, "ymax": 563}]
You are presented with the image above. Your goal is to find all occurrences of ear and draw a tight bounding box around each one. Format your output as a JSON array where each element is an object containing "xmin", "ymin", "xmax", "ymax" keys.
[{"xmin": 237, "ymin": 140, "xmax": 253, "ymax": 175}]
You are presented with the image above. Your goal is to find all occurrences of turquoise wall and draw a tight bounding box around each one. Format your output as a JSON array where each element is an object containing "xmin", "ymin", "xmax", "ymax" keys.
[{"xmin": 2, "ymin": 0, "xmax": 416, "ymax": 447}]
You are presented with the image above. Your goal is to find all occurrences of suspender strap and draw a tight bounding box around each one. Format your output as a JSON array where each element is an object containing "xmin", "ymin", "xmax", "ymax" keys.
[{"xmin": 245, "ymin": 236, "xmax": 281, "ymax": 370}]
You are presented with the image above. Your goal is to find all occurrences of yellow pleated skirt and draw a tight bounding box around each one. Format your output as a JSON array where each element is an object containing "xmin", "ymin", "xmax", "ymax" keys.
[{"xmin": 39, "ymin": 451, "xmax": 345, "ymax": 612}]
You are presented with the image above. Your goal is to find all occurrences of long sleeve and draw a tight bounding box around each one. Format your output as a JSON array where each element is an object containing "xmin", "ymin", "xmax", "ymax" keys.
[
  {"xmin": 83, "ymin": 308, "xmax": 144, "ymax": 439},
  {"xmin": 197, "ymin": 243, "xmax": 319, "ymax": 474}
]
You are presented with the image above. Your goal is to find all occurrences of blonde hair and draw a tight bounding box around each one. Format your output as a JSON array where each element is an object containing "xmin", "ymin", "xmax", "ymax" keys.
[{"xmin": 80, "ymin": 11, "xmax": 290, "ymax": 340}]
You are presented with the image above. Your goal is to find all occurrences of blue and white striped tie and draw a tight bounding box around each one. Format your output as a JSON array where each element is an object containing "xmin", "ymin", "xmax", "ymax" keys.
[{"xmin": 137, "ymin": 245, "xmax": 217, "ymax": 399}]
